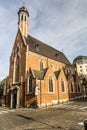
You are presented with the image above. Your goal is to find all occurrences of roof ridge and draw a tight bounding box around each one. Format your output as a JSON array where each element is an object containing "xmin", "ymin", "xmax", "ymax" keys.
[
  {"xmin": 25, "ymin": 35, "xmax": 71, "ymax": 65},
  {"xmin": 28, "ymin": 35, "xmax": 62, "ymax": 54}
]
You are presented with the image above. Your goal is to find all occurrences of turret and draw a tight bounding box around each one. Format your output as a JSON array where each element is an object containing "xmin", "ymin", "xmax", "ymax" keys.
[{"xmin": 18, "ymin": 6, "xmax": 29, "ymax": 37}]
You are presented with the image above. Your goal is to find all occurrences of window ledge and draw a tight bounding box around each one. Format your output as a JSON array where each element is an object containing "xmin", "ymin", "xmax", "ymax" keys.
[
  {"xmin": 12, "ymin": 82, "xmax": 21, "ymax": 86},
  {"xmin": 70, "ymin": 92, "xmax": 75, "ymax": 93},
  {"xmin": 48, "ymin": 92, "xmax": 55, "ymax": 94},
  {"xmin": 61, "ymin": 91, "xmax": 66, "ymax": 93}
]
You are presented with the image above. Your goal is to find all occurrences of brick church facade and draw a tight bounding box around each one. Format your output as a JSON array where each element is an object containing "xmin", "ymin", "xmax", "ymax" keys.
[{"xmin": 9, "ymin": 6, "xmax": 83, "ymax": 108}]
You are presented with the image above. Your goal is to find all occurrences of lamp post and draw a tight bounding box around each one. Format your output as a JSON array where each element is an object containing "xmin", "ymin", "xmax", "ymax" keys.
[{"xmin": 55, "ymin": 53, "xmax": 60, "ymax": 103}]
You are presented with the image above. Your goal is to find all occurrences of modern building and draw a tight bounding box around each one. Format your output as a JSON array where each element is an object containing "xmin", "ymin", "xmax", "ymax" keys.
[
  {"xmin": 73, "ymin": 56, "xmax": 87, "ymax": 79},
  {"xmin": 8, "ymin": 6, "xmax": 83, "ymax": 108}
]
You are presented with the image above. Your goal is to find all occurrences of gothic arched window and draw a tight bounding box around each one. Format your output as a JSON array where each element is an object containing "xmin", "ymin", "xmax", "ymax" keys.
[
  {"xmin": 25, "ymin": 16, "xmax": 26, "ymax": 21},
  {"xmin": 49, "ymin": 76, "xmax": 53, "ymax": 92},
  {"xmin": 40, "ymin": 60, "xmax": 43, "ymax": 70},
  {"xmin": 21, "ymin": 15, "xmax": 23, "ymax": 21},
  {"xmin": 14, "ymin": 55, "xmax": 20, "ymax": 82},
  {"xmin": 61, "ymin": 79, "xmax": 65, "ymax": 92},
  {"xmin": 29, "ymin": 75, "xmax": 32, "ymax": 92},
  {"xmin": 77, "ymin": 85, "xmax": 80, "ymax": 92},
  {"xmin": 71, "ymin": 82, "xmax": 74, "ymax": 92}
]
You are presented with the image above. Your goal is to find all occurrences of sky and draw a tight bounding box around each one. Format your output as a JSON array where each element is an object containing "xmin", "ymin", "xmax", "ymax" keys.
[{"xmin": 0, "ymin": 0, "xmax": 87, "ymax": 80}]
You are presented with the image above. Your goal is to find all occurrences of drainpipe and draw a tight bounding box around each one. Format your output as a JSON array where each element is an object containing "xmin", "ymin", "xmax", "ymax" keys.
[
  {"xmin": 10, "ymin": 90, "xmax": 13, "ymax": 109},
  {"xmin": 16, "ymin": 88, "xmax": 20, "ymax": 109},
  {"xmin": 57, "ymin": 80, "xmax": 60, "ymax": 104},
  {"xmin": 40, "ymin": 79, "xmax": 42, "ymax": 107}
]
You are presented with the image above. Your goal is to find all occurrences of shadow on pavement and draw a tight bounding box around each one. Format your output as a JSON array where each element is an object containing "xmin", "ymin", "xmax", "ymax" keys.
[
  {"xmin": 17, "ymin": 114, "xmax": 63, "ymax": 129},
  {"xmin": 74, "ymin": 97, "xmax": 87, "ymax": 102}
]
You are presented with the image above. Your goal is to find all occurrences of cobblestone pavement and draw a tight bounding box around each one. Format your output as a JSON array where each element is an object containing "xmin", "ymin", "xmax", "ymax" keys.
[
  {"xmin": 0, "ymin": 101, "xmax": 87, "ymax": 130},
  {"xmin": 0, "ymin": 107, "xmax": 15, "ymax": 115}
]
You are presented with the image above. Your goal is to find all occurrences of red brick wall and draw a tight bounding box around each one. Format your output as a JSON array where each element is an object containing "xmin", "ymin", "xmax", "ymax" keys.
[
  {"xmin": 9, "ymin": 29, "xmax": 26, "ymax": 84},
  {"xmin": 27, "ymin": 51, "xmax": 65, "ymax": 71}
]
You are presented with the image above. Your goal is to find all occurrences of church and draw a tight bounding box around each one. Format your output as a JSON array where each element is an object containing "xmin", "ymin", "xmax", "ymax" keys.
[{"xmin": 9, "ymin": 6, "xmax": 83, "ymax": 108}]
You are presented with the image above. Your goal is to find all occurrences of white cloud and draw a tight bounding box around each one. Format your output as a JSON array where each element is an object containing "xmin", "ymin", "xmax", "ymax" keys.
[{"xmin": 28, "ymin": 0, "xmax": 87, "ymax": 61}]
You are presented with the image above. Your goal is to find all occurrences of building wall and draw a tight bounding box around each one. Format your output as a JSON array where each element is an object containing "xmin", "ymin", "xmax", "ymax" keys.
[
  {"xmin": 76, "ymin": 63, "xmax": 87, "ymax": 77},
  {"xmin": 26, "ymin": 51, "xmax": 65, "ymax": 71},
  {"xmin": 25, "ymin": 50, "xmax": 71, "ymax": 106},
  {"xmin": 73, "ymin": 57, "xmax": 87, "ymax": 79},
  {"xmin": 25, "ymin": 51, "xmax": 76, "ymax": 107}
]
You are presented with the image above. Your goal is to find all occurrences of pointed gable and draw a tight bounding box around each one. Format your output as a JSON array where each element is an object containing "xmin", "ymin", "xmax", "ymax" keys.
[
  {"xmin": 43, "ymin": 66, "xmax": 57, "ymax": 81},
  {"xmin": 56, "ymin": 68, "xmax": 68, "ymax": 82},
  {"xmin": 11, "ymin": 28, "xmax": 27, "ymax": 57},
  {"xmin": 29, "ymin": 68, "xmax": 48, "ymax": 80},
  {"xmin": 54, "ymin": 70, "xmax": 61, "ymax": 79}
]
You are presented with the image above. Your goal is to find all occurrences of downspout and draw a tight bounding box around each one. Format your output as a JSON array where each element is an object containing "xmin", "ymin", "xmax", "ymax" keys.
[
  {"xmin": 57, "ymin": 79, "xmax": 60, "ymax": 104},
  {"xmin": 25, "ymin": 45, "xmax": 29, "ymax": 106},
  {"xmin": 40, "ymin": 79, "xmax": 42, "ymax": 107}
]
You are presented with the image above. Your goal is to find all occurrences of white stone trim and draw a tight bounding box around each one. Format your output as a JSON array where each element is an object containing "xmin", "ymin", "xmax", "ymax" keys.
[{"xmin": 59, "ymin": 99, "xmax": 69, "ymax": 103}]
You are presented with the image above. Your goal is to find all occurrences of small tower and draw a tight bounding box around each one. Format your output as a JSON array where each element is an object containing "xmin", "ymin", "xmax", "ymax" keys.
[{"xmin": 18, "ymin": 6, "xmax": 29, "ymax": 37}]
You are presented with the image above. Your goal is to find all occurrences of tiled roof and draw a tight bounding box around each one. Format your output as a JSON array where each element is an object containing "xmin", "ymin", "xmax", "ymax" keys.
[
  {"xmin": 25, "ymin": 35, "xmax": 71, "ymax": 65},
  {"xmin": 33, "ymin": 68, "xmax": 48, "ymax": 80},
  {"xmin": 73, "ymin": 55, "xmax": 87, "ymax": 62},
  {"xmin": 18, "ymin": 6, "xmax": 29, "ymax": 16}
]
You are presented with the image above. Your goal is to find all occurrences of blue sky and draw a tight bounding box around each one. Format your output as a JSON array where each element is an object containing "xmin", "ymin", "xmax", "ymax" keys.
[{"xmin": 0, "ymin": 0, "xmax": 87, "ymax": 80}]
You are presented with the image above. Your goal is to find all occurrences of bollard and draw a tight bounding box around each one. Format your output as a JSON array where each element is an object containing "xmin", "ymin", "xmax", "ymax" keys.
[{"xmin": 84, "ymin": 120, "xmax": 87, "ymax": 130}]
